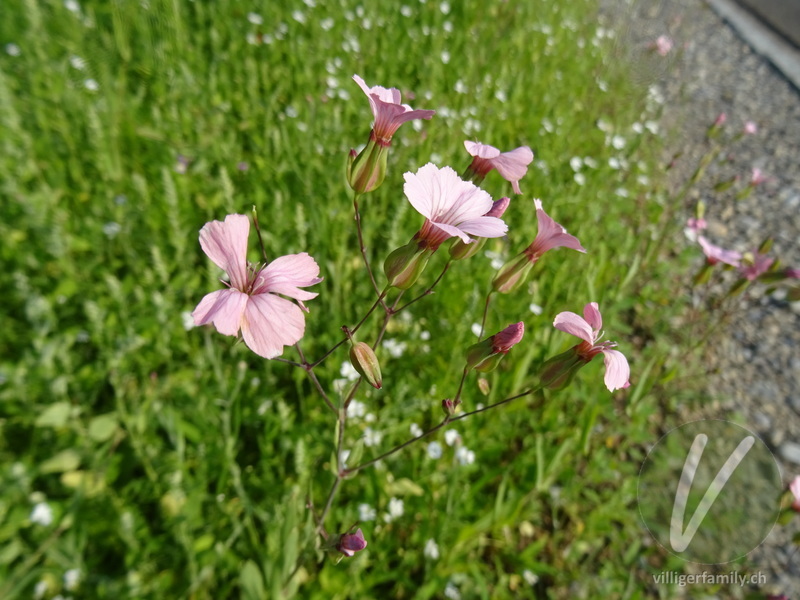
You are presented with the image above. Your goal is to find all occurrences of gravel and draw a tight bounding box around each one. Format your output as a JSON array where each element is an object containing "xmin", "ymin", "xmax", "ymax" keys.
[{"xmin": 603, "ymin": 0, "xmax": 800, "ymax": 595}]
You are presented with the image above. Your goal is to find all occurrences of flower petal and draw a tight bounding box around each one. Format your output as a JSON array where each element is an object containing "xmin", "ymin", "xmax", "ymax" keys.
[
  {"xmin": 464, "ymin": 141, "xmax": 501, "ymax": 159},
  {"xmin": 192, "ymin": 288, "xmax": 248, "ymax": 336},
  {"xmin": 553, "ymin": 311, "xmax": 594, "ymax": 344},
  {"xmin": 583, "ymin": 302, "xmax": 602, "ymax": 332},
  {"xmin": 602, "ymin": 349, "xmax": 630, "ymax": 392},
  {"xmin": 491, "ymin": 146, "xmax": 534, "ymax": 194},
  {"xmin": 241, "ymin": 293, "xmax": 306, "ymax": 359},
  {"xmin": 198, "ymin": 214, "xmax": 250, "ymax": 290},
  {"xmin": 255, "ymin": 253, "xmax": 323, "ymax": 302},
  {"xmin": 529, "ymin": 199, "xmax": 586, "ymax": 256},
  {"xmin": 457, "ymin": 216, "xmax": 508, "ymax": 238}
]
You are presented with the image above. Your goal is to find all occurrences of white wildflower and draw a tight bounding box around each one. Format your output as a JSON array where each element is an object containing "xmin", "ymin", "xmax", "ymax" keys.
[
  {"xmin": 30, "ymin": 502, "xmax": 53, "ymax": 526},
  {"xmin": 424, "ymin": 538, "xmax": 440, "ymax": 559},
  {"xmin": 427, "ymin": 441, "xmax": 443, "ymax": 459},
  {"xmin": 358, "ymin": 503, "xmax": 376, "ymax": 521},
  {"xmin": 455, "ymin": 446, "xmax": 475, "ymax": 465}
]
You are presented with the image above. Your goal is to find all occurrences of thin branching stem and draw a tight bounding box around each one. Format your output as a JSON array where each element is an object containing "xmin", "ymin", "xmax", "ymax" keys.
[
  {"xmin": 295, "ymin": 343, "xmax": 337, "ymax": 415},
  {"xmin": 479, "ymin": 290, "xmax": 494, "ymax": 339},
  {"xmin": 353, "ymin": 196, "xmax": 388, "ymax": 308},
  {"xmin": 393, "ymin": 260, "xmax": 452, "ymax": 313}
]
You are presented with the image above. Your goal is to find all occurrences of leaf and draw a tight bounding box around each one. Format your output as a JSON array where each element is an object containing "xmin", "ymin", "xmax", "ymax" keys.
[
  {"xmin": 384, "ymin": 478, "xmax": 424, "ymax": 497},
  {"xmin": 35, "ymin": 402, "xmax": 71, "ymax": 428},
  {"xmin": 239, "ymin": 560, "xmax": 265, "ymax": 600},
  {"xmin": 88, "ymin": 413, "xmax": 118, "ymax": 442},
  {"xmin": 39, "ymin": 449, "xmax": 81, "ymax": 474}
]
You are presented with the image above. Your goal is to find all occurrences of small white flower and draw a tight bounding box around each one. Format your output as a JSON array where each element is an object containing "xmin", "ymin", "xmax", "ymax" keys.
[
  {"xmin": 455, "ymin": 446, "xmax": 475, "ymax": 465},
  {"xmin": 470, "ymin": 323, "xmax": 482, "ymax": 337},
  {"xmin": 285, "ymin": 105, "xmax": 298, "ymax": 118},
  {"xmin": 439, "ymin": 1, "xmax": 450, "ymax": 14},
  {"xmin": 340, "ymin": 360, "xmax": 360, "ymax": 381},
  {"xmin": 541, "ymin": 118, "xmax": 554, "ymax": 133},
  {"xmin": 615, "ymin": 187, "xmax": 629, "ymax": 198},
  {"xmin": 102, "ymin": 222, "xmax": 121, "ymax": 237},
  {"xmin": 320, "ymin": 17, "xmax": 334, "ymax": 30},
  {"xmin": 181, "ymin": 311, "xmax": 195, "ymax": 330},
  {"xmin": 419, "ymin": 330, "xmax": 430, "ymax": 341},
  {"xmin": 597, "ymin": 79, "xmax": 608, "ymax": 92},
  {"xmin": 583, "ymin": 156, "xmax": 598, "ymax": 169},
  {"xmin": 608, "ymin": 157, "xmax": 621, "ymax": 170},
  {"xmin": 645, "ymin": 120, "xmax": 659, "ymax": 134},
  {"xmin": 632, "ymin": 122, "xmax": 644, "ymax": 134},
  {"xmin": 247, "ymin": 12, "xmax": 263, "ymax": 25},
  {"xmin": 596, "ymin": 118, "xmax": 611, "ymax": 132},
  {"xmin": 443, "ymin": 21, "xmax": 453, "ymax": 33},
  {"xmin": 358, "ymin": 503, "xmax": 376, "ymax": 521},
  {"xmin": 34, "ymin": 580, "xmax": 48, "ymax": 600},
  {"xmin": 400, "ymin": 5, "xmax": 412, "ymax": 16},
  {"xmin": 30, "ymin": 502, "xmax": 53, "ymax": 526},
  {"xmin": 5, "ymin": 43, "xmax": 21, "ymax": 56},
  {"xmin": 339, "ymin": 449, "xmax": 350, "ymax": 469},
  {"xmin": 363, "ymin": 427, "xmax": 382, "ymax": 447},
  {"xmin": 382, "ymin": 339, "xmax": 407, "ymax": 358},
  {"xmin": 637, "ymin": 174, "xmax": 650, "ymax": 186},
  {"xmin": 64, "ymin": 568, "xmax": 81, "ymax": 591},
  {"xmin": 69, "ymin": 55, "xmax": 86, "ymax": 70},
  {"xmin": 410, "ymin": 423, "xmax": 423, "ymax": 437},
  {"xmin": 332, "ymin": 378, "xmax": 349, "ymax": 393},
  {"xmin": 529, "ymin": 303, "xmax": 543, "ymax": 315},
  {"xmin": 424, "ymin": 538, "xmax": 440, "ymax": 560},
  {"xmin": 246, "ymin": 32, "xmax": 258, "ymax": 45},
  {"xmin": 494, "ymin": 89, "xmax": 507, "ymax": 102},
  {"xmin": 454, "ymin": 80, "xmax": 467, "ymax": 94},
  {"xmin": 522, "ymin": 569, "xmax": 539, "ymax": 585},
  {"xmin": 574, "ymin": 173, "xmax": 586, "ymax": 186},
  {"xmin": 611, "ymin": 134, "xmax": 626, "ymax": 149},
  {"xmin": 384, "ymin": 497, "xmax": 404, "ymax": 522},
  {"xmin": 347, "ymin": 400, "xmax": 366, "ymax": 419},
  {"xmin": 569, "ymin": 156, "xmax": 583, "ymax": 172},
  {"xmin": 64, "ymin": 0, "xmax": 81, "ymax": 13},
  {"xmin": 427, "ymin": 441, "xmax": 443, "ymax": 459},
  {"xmin": 444, "ymin": 582, "xmax": 461, "ymax": 600},
  {"xmin": 444, "ymin": 429, "xmax": 460, "ymax": 446},
  {"xmin": 84, "ymin": 78, "xmax": 99, "ymax": 91},
  {"xmin": 441, "ymin": 50, "xmax": 451, "ymax": 64},
  {"xmin": 292, "ymin": 10, "xmax": 306, "ymax": 23},
  {"xmin": 365, "ymin": 413, "xmax": 376, "ymax": 423}
]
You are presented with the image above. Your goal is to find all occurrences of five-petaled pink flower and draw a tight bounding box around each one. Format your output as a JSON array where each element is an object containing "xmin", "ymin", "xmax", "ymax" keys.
[
  {"xmin": 650, "ymin": 35, "xmax": 674, "ymax": 56},
  {"xmin": 192, "ymin": 214, "xmax": 322, "ymax": 359},
  {"xmin": 553, "ymin": 302, "xmax": 630, "ymax": 392},
  {"xmin": 743, "ymin": 121, "xmax": 758, "ymax": 135},
  {"xmin": 463, "ymin": 141, "xmax": 534, "ymax": 194},
  {"xmin": 698, "ymin": 235, "xmax": 742, "ymax": 267},
  {"xmin": 789, "ymin": 476, "xmax": 800, "ymax": 512},
  {"xmin": 405, "ymin": 163, "xmax": 508, "ymax": 250},
  {"xmin": 749, "ymin": 167, "xmax": 768, "ymax": 187},
  {"xmin": 353, "ymin": 75, "xmax": 435, "ymax": 145},
  {"xmin": 337, "ymin": 528, "xmax": 368, "ymax": 557}
]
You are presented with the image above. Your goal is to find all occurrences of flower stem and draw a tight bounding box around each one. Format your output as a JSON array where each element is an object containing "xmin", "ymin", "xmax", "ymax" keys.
[
  {"xmin": 353, "ymin": 196, "xmax": 388, "ymax": 308},
  {"xmin": 479, "ymin": 290, "xmax": 494, "ymax": 338},
  {"xmin": 295, "ymin": 343, "xmax": 337, "ymax": 416},
  {"xmin": 394, "ymin": 260, "xmax": 452, "ymax": 313},
  {"xmin": 251, "ymin": 205, "xmax": 269, "ymax": 263}
]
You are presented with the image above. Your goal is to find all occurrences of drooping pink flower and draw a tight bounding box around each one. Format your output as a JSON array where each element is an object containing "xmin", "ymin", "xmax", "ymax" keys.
[
  {"xmin": 491, "ymin": 322, "xmax": 525, "ymax": 353},
  {"xmin": 465, "ymin": 322, "xmax": 525, "ymax": 372},
  {"xmin": 337, "ymin": 528, "xmax": 368, "ymax": 557},
  {"xmin": 649, "ymin": 35, "xmax": 674, "ymax": 56},
  {"xmin": 698, "ymin": 235, "xmax": 742, "ymax": 267},
  {"xmin": 404, "ymin": 163, "xmax": 508, "ymax": 250},
  {"xmin": 743, "ymin": 121, "xmax": 758, "ymax": 135},
  {"xmin": 353, "ymin": 75, "xmax": 435, "ymax": 145},
  {"xmin": 790, "ymin": 476, "xmax": 800, "ymax": 512},
  {"xmin": 553, "ymin": 302, "xmax": 630, "ymax": 392},
  {"xmin": 524, "ymin": 199, "xmax": 586, "ymax": 260},
  {"xmin": 192, "ymin": 214, "xmax": 322, "ymax": 359},
  {"xmin": 738, "ymin": 250, "xmax": 774, "ymax": 281},
  {"xmin": 463, "ymin": 141, "xmax": 534, "ymax": 194}
]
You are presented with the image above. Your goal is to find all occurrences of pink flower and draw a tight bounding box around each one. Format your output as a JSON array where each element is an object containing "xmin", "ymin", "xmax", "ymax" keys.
[
  {"xmin": 465, "ymin": 322, "xmax": 525, "ymax": 372},
  {"xmin": 192, "ymin": 214, "xmax": 322, "ymax": 359},
  {"xmin": 463, "ymin": 141, "xmax": 534, "ymax": 194},
  {"xmin": 491, "ymin": 322, "xmax": 524, "ymax": 353},
  {"xmin": 713, "ymin": 113, "xmax": 727, "ymax": 127},
  {"xmin": 524, "ymin": 199, "xmax": 586, "ymax": 260},
  {"xmin": 738, "ymin": 250, "xmax": 774, "ymax": 281},
  {"xmin": 686, "ymin": 217, "xmax": 707, "ymax": 233},
  {"xmin": 353, "ymin": 75, "xmax": 435, "ymax": 144},
  {"xmin": 650, "ymin": 35, "xmax": 674, "ymax": 56},
  {"xmin": 553, "ymin": 302, "xmax": 630, "ymax": 392},
  {"xmin": 743, "ymin": 121, "xmax": 758, "ymax": 135},
  {"xmin": 790, "ymin": 476, "xmax": 800, "ymax": 512},
  {"xmin": 405, "ymin": 163, "xmax": 508, "ymax": 250},
  {"xmin": 338, "ymin": 528, "xmax": 368, "ymax": 557},
  {"xmin": 698, "ymin": 235, "xmax": 742, "ymax": 267},
  {"xmin": 749, "ymin": 167, "xmax": 767, "ymax": 186}
]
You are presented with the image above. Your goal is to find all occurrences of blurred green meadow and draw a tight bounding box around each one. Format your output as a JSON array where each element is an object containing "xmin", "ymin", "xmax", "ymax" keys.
[{"xmin": 0, "ymin": 0, "xmax": 713, "ymax": 598}]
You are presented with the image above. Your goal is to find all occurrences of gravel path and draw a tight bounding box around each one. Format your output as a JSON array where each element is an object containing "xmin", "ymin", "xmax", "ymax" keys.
[{"xmin": 604, "ymin": 0, "xmax": 800, "ymax": 596}]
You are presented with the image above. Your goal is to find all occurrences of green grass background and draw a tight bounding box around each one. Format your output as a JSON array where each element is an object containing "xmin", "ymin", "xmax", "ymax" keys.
[{"xmin": 0, "ymin": 0, "xmax": 718, "ymax": 598}]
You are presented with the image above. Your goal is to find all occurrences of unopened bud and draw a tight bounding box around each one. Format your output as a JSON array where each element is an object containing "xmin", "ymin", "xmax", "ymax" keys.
[
  {"xmin": 349, "ymin": 342, "xmax": 382, "ymax": 389},
  {"xmin": 442, "ymin": 398, "xmax": 461, "ymax": 417},
  {"xmin": 348, "ymin": 136, "xmax": 389, "ymax": 194},
  {"xmin": 538, "ymin": 346, "xmax": 588, "ymax": 391},
  {"xmin": 450, "ymin": 237, "xmax": 485, "ymax": 260},
  {"xmin": 337, "ymin": 528, "xmax": 368, "ymax": 557},
  {"xmin": 384, "ymin": 242, "xmax": 433, "ymax": 289},
  {"xmin": 346, "ymin": 148, "xmax": 358, "ymax": 182},
  {"xmin": 465, "ymin": 322, "xmax": 524, "ymax": 372},
  {"xmin": 492, "ymin": 253, "xmax": 534, "ymax": 294}
]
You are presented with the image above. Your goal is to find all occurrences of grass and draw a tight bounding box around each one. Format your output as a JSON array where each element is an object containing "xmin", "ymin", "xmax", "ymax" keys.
[{"xmin": 0, "ymin": 0, "xmax": 738, "ymax": 598}]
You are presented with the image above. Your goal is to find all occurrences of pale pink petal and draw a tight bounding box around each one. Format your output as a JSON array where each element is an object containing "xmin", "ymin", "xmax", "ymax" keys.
[
  {"xmin": 464, "ymin": 141, "xmax": 501, "ymax": 159},
  {"xmin": 698, "ymin": 235, "xmax": 742, "ymax": 267},
  {"xmin": 789, "ymin": 476, "xmax": 800, "ymax": 510},
  {"xmin": 436, "ymin": 180, "xmax": 494, "ymax": 225},
  {"xmin": 198, "ymin": 214, "xmax": 250, "ymax": 290},
  {"xmin": 491, "ymin": 146, "xmax": 534, "ymax": 194},
  {"xmin": 241, "ymin": 293, "xmax": 306, "ymax": 359},
  {"xmin": 255, "ymin": 253, "xmax": 323, "ymax": 301},
  {"xmin": 429, "ymin": 221, "xmax": 472, "ymax": 244},
  {"xmin": 527, "ymin": 199, "xmax": 586, "ymax": 256},
  {"xmin": 403, "ymin": 163, "xmax": 439, "ymax": 218},
  {"xmin": 602, "ymin": 349, "xmax": 630, "ymax": 392},
  {"xmin": 583, "ymin": 302, "xmax": 603, "ymax": 332},
  {"xmin": 457, "ymin": 216, "xmax": 508, "ymax": 238},
  {"xmin": 553, "ymin": 311, "xmax": 595, "ymax": 344},
  {"xmin": 192, "ymin": 288, "xmax": 248, "ymax": 336}
]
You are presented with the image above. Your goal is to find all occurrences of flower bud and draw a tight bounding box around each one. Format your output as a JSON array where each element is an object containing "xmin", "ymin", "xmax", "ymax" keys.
[
  {"xmin": 492, "ymin": 253, "xmax": 534, "ymax": 294},
  {"xmin": 349, "ymin": 342, "xmax": 382, "ymax": 389},
  {"xmin": 449, "ymin": 236, "xmax": 485, "ymax": 260},
  {"xmin": 337, "ymin": 528, "xmax": 368, "ymax": 557},
  {"xmin": 346, "ymin": 148, "xmax": 358, "ymax": 182},
  {"xmin": 538, "ymin": 346, "xmax": 589, "ymax": 391},
  {"xmin": 384, "ymin": 242, "xmax": 433, "ymax": 289},
  {"xmin": 348, "ymin": 136, "xmax": 389, "ymax": 194},
  {"xmin": 442, "ymin": 398, "xmax": 461, "ymax": 417},
  {"xmin": 465, "ymin": 322, "xmax": 524, "ymax": 372}
]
